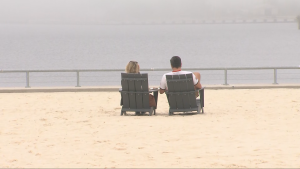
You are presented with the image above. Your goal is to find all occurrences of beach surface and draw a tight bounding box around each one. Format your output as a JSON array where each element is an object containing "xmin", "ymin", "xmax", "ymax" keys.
[{"xmin": 1, "ymin": 88, "xmax": 300, "ymax": 168}]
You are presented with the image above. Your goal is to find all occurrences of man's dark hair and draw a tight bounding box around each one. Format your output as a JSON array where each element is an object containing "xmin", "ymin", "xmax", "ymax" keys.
[{"xmin": 170, "ymin": 56, "xmax": 181, "ymax": 68}]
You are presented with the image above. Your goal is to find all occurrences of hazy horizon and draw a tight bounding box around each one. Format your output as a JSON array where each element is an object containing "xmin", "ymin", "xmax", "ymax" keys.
[{"xmin": 0, "ymin": 0, "xmax": 300, "ymax": 24}]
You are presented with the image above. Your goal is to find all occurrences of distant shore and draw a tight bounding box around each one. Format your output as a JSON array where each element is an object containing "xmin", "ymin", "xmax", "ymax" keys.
[{"xmin": 0, "ymin": 16, "xmax": 297, "ymax": 26}]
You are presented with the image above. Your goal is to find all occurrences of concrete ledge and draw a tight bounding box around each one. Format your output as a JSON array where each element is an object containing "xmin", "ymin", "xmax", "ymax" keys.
[
  {"xmin": 0, "ymin": 86, "xmax": 120, "ymax": 93},
  {"xmin": 204, "ymin": 84, "xmax": 300, "ymax": 90},
  {"xmin": 0, "ymin": 84, "xmax": 300, "ymax": 93}
]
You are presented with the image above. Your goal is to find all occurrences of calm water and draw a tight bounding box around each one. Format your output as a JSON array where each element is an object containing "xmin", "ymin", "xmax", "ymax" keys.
[{"xmin": 0, "ymin": 23, "xmax": 299, "ymax": 87}]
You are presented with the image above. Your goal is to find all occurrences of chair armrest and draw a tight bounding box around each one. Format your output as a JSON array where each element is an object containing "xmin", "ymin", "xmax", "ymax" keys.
[
  {"xmin": 119, "ymin": 88, "xmax": 159, "ymax": 93},
  {"xmin": 119, "ymin": 90, "xmax": 153, "ymax": 94},
  {"xmin": 195, "ymin": 87, "xmax": 205, "ymax": 91}
]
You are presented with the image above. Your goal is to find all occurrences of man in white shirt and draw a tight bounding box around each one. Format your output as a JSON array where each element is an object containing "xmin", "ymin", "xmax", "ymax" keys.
[{"xmin": 160, "ymin": 56, "xmax": 202, "ymax": 94}]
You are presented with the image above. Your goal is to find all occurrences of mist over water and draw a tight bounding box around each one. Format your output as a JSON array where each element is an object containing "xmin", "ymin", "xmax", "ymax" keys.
[
  {"xmin": 1, "ymin": 23, "xmax": 300, "ymax": 70},
  {"xmin": 0, "ymin": 23, "xmax": 299, "ymax": 87}
]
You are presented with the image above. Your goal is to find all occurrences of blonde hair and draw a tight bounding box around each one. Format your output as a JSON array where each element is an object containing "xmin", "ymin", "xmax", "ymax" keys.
[{"xmin": 125, "ymin": 61, "xmax": 139, "ymax": 73}]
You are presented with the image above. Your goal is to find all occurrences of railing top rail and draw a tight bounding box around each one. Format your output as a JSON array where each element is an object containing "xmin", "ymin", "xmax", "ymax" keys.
[{"xmin": 0, "ymin": 66, "xmax": 299, "ymax": 73}]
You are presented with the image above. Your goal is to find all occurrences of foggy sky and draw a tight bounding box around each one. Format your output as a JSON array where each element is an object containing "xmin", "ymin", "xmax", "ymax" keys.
[{"xmin": 0, "ymin": 0, "xmax": 300, "ymax": 24}]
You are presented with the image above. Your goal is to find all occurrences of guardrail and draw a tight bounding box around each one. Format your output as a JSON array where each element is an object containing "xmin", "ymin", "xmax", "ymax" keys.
[{"xmin": 0, "ymin": 66, "xmax": 299, "ymax": 88}]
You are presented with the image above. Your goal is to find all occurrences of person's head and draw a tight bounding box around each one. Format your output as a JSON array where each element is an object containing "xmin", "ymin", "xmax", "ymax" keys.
[
  {"xmin": 125, "ymin": 61, "xmax": 140, "ymax": 73},
  {"xmin": 170, "ymin": 56, "xmax": 181, "ymax": 68}
]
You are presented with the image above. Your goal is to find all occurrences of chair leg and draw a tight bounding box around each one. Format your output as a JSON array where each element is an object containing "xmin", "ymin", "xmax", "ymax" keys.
[
  {"xmin": 202, "ymin": 107, "xmax": 204, "ymax": 113},
  {"xmin": 153, "ymin": 109, "xmax": 156, "ymax": 115},
  {"xmin": 121, "ymin": 111, "xmax": 126, "ymax": 116},
  {"xmin": 135, "ymin": 112, "xmax": 140, "ymax": 116},
  {"xmin": 149, "ymin": 107, "xmax": 153, "ymax": 116},
  {"xmin": 169, "ymin": 111, "xmax": 173, "ymax": 116}
]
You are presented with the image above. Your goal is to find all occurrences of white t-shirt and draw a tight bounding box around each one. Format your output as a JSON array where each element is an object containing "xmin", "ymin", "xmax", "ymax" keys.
[{"xmin": 160, "ymin": 71, "xmax": 198, "ymax": 90}]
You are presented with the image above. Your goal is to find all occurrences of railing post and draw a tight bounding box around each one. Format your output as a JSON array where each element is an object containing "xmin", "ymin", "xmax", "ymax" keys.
[
  {"xmin": 25, "ymin": 72, "xmax": 30, "ymax": 88},
  {"xmin": 76, "ymin": 71, "xmax": 81, "ymax": 87},
  {"xmin": 273, "ymin": 69, "xmax": 278, "ymax": 84},
  {"xmin": 223, "ymin": 69, "xmax": 228, "ymax": 85},
  {"xmin": 297, "ymin": 15, "xmax": 300, "ymax": 29}
]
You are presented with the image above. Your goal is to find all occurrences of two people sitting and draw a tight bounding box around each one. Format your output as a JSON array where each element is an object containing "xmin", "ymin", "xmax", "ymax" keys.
[{"xmin": 125, "ymin": 56, "xmax": 202, "ymax": 107}]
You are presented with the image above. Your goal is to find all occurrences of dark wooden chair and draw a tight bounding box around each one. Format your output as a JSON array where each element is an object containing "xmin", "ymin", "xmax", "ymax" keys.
[
  {"xmin": 166, "ymin": 73, "xmax": 204, "ymax": 115},
  {"xmin": 119, "ymin": 73, "xmax": 158, "ymax": 116}
]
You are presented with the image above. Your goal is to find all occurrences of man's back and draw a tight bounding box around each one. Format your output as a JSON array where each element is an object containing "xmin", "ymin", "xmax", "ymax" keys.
[
  {"xmin": 160, "ymin": 71, "xmax": 198, "ymax": 91},
  {"xmin": 159, "ymin": 56, "xmax": 202, "ymax": 94}
]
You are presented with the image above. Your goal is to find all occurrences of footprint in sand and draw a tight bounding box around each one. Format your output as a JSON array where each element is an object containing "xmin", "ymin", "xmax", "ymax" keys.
[
  {"xmin": 14, "ymin": 141, "xmax": 21, "ymax": 145},
  {"xmin": 78, "ymin": 120, "xmax": 89, "ymax": 123},
  {"xmin": 226, "ymin": 164, "xmax": 246, "ymax": 168},
  {"xmin": 114, "ymin": 147, "xmax": 126, "ymax": 151},
  {"xmin": 250, "ymin": 159, "xmax": 268, "ymax": 165},
  {"xmin": 116, "ymin": 143, "xmax": 127, "ymax": 146},
  {"xmin": 94, "ymin": 141, "xmax": 102, "ymax": 144}
]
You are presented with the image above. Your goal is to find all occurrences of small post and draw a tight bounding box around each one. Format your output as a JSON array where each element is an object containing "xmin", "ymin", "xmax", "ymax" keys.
[
  {"xmin": 273, "ymin": 69, "xmax": 278, "ymax": 84},
  {"xmin": 76, "ymin": 71, "xmax": 81, "ymax": 87},
  {"xmin": 224, "ymin": 69, "xmax": 228, "ymax": 85},
  {"xmin": 25, "ymin": 72, "xmax": 30, "ymax": 88},
  {"xmin": 297, "ymin": 15, "xmax": 300, "ymax": 30}
]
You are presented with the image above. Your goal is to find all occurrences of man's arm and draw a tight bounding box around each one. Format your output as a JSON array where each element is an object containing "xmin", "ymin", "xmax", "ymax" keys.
[
  {"xmin": 159, "ymin": 74, "xmax": 167, "ymax": 94},
  {"xmin": 195, "ymin": 81, "xmax": 202, "ymax": 89},
  {"xmin": 193, "ymin": 72, "xmax": 202, "ymax": 89}
]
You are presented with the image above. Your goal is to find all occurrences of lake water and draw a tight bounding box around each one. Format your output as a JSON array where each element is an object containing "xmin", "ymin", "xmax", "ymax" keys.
[{"xmin": 0, "ymin": 23, "xmax": 299, "ymax": 87}]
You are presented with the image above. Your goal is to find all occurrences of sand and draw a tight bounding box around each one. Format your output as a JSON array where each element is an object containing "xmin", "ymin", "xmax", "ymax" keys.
[{"xmin": 1, "ymin": 88, "xmax": 300, "ymax": 168}]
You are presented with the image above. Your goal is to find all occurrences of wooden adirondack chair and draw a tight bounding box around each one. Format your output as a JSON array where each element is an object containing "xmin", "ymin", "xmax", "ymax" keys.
[
  {"xmin": 120, "ymin": 73, "xmax": 158, "ymax": 116},
  {"xmin": 166, "ymin": 73, "xmax": 204, "ymax": 115}
]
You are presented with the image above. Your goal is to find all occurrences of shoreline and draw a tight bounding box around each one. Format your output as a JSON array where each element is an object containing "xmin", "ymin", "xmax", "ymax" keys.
[{"xmin": 0, "ymin": 84, "xmax": 300, "ymax": 93}]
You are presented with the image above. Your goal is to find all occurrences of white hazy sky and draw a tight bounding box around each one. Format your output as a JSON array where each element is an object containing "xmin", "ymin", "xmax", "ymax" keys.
[{"xmin": 0, "ymin": 0, "xmax": 299, "ymax": 23}]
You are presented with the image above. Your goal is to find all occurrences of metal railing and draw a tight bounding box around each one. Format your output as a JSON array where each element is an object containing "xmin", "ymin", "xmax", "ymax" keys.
[{"xmin": 0, "ymin": 66, "xmax": 299, "ymax": 88}]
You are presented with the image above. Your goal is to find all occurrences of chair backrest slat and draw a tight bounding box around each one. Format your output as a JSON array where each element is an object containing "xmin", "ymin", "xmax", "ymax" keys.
[
  {"xmin": 188, "ymin": 91, "xmax": 197, "ymax": 108},
  {"xmin": 166, "ymin": 75, "xmax": 175, "ymax": 92},
  {"xmin": 140, "ymin": 74, "xmax": 149, "ymax": 91},
  {"xmin": 142, "ymin": 93, "xmax": 150, "ymax": 109},
  {"xmin": 172, "ymin": 75, "xmax": 184, "ymax": 109},
  {"xmin": 121, "ymin": 73, "xmax": 130, "ymax": 108},
  {"xmin": 166, "ymin": 75, "xmax": 177, "ymax": 109},
  {"xmin": 134, "ymin": 74, "xmax": 142, "ymax": 92},
  {"xmin": 178, "ymin": 74, "xmax": 187, "ymax": 91},
  {"xmin": 127, "ymin": 74, "xmax": 137, "ymax": 109},
  {"xmin": 141, "ymin": 74, "xmax": 150, "ymax": 109},
  {"xmin": 121, "ymin": 73, "xmax": 129, "ymax": 91},
  {"xmin": 186, "ymin": 74, "xmax": 195, "ymax": 91},
  {"xmin": 185, "ymin": 73, "xmax": 197, "ymax": 108}
]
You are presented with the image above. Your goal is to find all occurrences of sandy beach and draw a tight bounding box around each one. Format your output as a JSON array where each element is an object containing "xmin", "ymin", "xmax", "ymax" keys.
[{"xmin": 1, "ymin": 88, "xmax": 300, "ymax": 168}]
